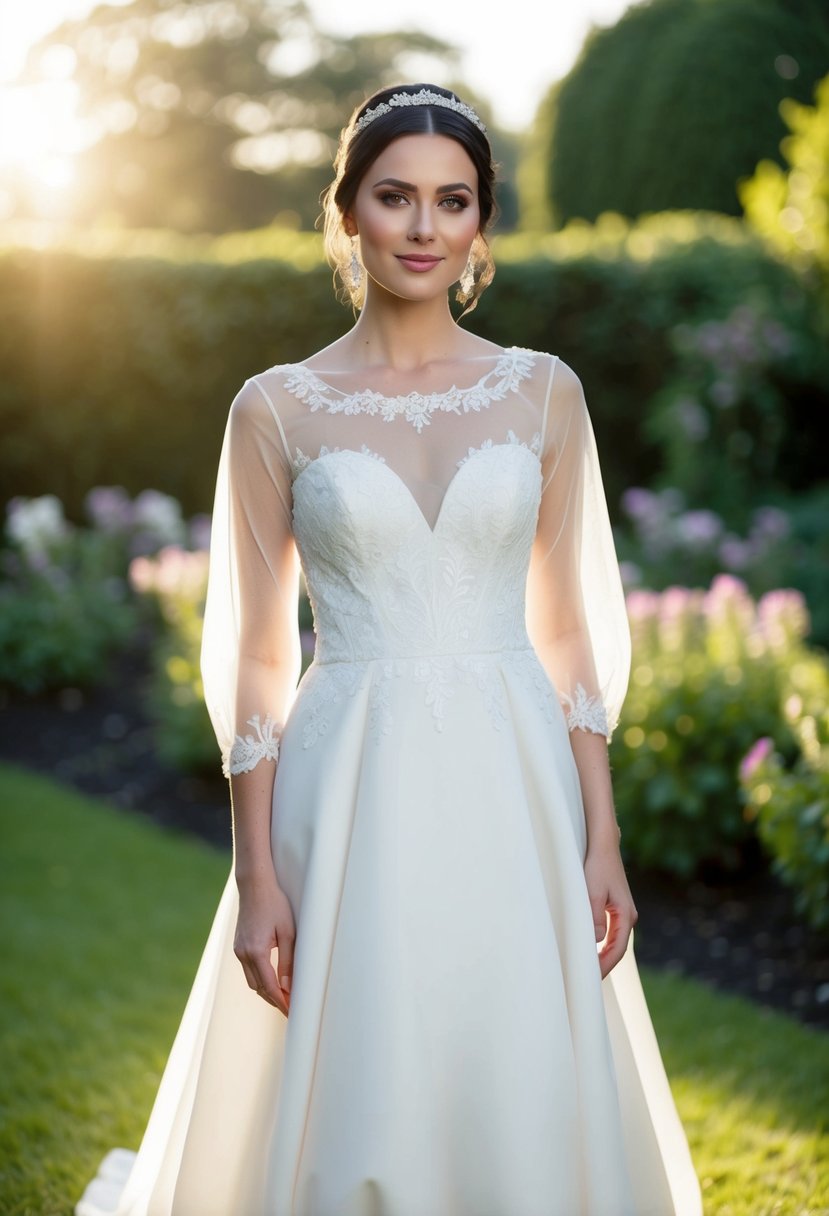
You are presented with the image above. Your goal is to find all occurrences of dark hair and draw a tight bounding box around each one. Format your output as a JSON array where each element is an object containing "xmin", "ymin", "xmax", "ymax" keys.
[{"xmin": 321, "ymin": 83, "xmax": 497, "ymax": 315}]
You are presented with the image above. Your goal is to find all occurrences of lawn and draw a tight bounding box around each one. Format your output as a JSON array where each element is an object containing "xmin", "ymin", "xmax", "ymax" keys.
[{"xmin": 0, "ymin": 763, "xmax": 827, "ymax": 1216}]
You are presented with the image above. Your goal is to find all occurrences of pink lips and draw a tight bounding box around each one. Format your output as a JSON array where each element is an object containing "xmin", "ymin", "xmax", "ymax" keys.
[{"xmin": 396, "ymin": 254, "xmax": 443, "ymax": 273}]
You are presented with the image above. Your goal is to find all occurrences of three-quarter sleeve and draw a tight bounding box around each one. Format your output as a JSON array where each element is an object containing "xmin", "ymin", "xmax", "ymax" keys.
[
  {"xmin": 200, "ymin": 377, "xmax": 302, "ymax": 778},
  {"xmin": 525, "ymin": 359, "xmax": 631, "ymax": 740}
]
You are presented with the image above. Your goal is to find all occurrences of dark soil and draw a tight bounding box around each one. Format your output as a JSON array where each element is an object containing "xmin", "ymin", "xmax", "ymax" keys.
[{"xmin": 2, "ymin": 647, "xmax": 828, "ymax": 1032}]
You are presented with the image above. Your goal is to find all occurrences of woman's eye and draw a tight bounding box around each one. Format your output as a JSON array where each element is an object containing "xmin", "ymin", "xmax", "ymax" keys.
[
  {"xmin": 440, "ymin": 195, "xmax": 469, "ymax": 210},
  {"xmin": 379, "ymin": 191, "xmax": 408, "ymax": 205}
]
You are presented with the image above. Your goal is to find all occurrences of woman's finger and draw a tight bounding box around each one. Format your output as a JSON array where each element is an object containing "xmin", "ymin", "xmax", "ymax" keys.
[
  {"xmin": 251, "ymin": 956, "xmax": 288, "ymax": 1014},
  {"xmin": 597, "ymin": 906, "xmax": 635, "ymax": 978},
  {"xmin": 238, "ymin": 949, "xmax": 289, "ymax": 1015}
]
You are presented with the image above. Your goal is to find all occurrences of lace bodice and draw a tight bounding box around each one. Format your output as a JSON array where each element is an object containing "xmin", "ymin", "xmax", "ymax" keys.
[{"xmin": 200, "ymin": 347, "xmax": 631, "ymax": 776}]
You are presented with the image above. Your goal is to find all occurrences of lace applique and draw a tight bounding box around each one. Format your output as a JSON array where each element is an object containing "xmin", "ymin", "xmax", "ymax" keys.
[
  {"xmin": 456, "ymin": 429, "xmax": 542, "ymax": 469},
  {"xmin": 560, "ymin": 684, "xmax": 610, "ymax": 738},
  {"xmin": 291, "ymin": 443, "xmax": 386, "ymax": 481},
  {"xmin": 281, "ymin": 348, "xmax": 537, "ymax": 433},
  {"xmin": 299, "ymin": 648, "xmax": 556, "ymax": 747},
  {"xmin": 509, "ymin": 649, "xmax": 558, "ymax": 723},
  {"xmin": 223, "ymin": 713, "xmax": 282, "ymax": 778},
  {"xmin": 301, "ymin": 662, "xmax": 366, "ymax": 749}
]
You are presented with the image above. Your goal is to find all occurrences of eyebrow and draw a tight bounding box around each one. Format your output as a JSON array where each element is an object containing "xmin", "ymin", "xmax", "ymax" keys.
[{"xmin": 372, "ymin": 177, "xmax": 474, "ymax": 193}]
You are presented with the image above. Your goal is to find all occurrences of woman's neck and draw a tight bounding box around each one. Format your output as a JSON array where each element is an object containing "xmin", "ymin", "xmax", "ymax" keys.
[{"xmin": 340, "ymin": 290, "xmax": 476, "ymax": 372}]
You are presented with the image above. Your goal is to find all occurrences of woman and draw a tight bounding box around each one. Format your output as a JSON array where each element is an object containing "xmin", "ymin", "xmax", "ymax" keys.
[{"xmin": 77, "ymin": 83, "xmax": 702, "ymax": 1216}]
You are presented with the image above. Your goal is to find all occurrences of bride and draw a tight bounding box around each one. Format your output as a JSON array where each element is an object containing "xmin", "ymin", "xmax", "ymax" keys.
[{"xmin": 76, "ymin": 82, "xmax": 702, "ymax": 1216}]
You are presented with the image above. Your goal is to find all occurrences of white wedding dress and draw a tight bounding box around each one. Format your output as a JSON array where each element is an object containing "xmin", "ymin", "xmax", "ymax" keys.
[{"xmin": 76, "ymin": 347, "xmax": 702, "ymax": 1216}]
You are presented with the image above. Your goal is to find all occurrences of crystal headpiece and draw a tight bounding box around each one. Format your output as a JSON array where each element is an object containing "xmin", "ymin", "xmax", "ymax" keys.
[{"xmin": 353, "ymin": 88, "xmax": 487, "ymax": 136}]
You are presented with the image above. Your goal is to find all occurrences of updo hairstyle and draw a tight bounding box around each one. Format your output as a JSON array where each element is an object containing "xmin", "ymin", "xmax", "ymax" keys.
[{"xmin": 321, "ymin": 83, "xmax": 498, "ymax": 315}]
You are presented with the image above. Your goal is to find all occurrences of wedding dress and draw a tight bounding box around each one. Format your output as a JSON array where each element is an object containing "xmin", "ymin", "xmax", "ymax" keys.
[{"xmin": 76, "ymin": 346, "xmax": 702, "ymax": 1216}]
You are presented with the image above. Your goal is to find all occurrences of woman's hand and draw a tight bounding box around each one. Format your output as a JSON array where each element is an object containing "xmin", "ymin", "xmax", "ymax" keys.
[
  {"xmin": 583, "ymin": 843, "xmax": 638, "ymax": 980},
  {"xmin": 234, "ymin": 875, "xmax": 296, "ymax": 1016}
]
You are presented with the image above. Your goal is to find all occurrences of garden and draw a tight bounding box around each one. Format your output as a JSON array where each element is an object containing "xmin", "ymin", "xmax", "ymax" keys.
[
  {"xmin": 2, "ymin": 2, "xmax": 829, "ymax": 1211},
  {"xmin": 2, "ymin": 212, "xmax": 829, "ymax": 1210}
]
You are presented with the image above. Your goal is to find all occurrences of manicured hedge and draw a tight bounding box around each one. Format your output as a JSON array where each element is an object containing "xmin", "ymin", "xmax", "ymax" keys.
[
  {"xmin": 0, "ymin": 251, "xmax": 343, "ymax": 517},
  {"xmin": 1, "ymin": 215, "xmax": 826, "ymax": 517},
  {"xmin": 541, "ymin": 0, "xmax": 829, "ymax": 223}
]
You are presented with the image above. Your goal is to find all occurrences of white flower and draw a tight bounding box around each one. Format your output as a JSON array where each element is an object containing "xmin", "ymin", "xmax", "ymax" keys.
[
  {"xmin": 6, "ymin": 495, "xmax": 70, "ymax": 557},
  {"xmin": 132, "ymin": 490, "xmax": 186, "ymax": 550}
]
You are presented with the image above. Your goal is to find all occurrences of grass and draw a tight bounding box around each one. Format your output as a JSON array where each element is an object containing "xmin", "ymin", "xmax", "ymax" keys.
[
  {"xmin": 0, "ymin": 763, "xmax": 827, "ymax": 1216},
  {"xmin": 0, "ymin": 764, "xmax": 227, "ymax": 1215}
]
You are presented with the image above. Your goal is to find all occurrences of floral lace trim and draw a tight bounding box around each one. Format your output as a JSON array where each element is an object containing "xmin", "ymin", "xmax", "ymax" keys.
[
  {"xmin": 280, "ymin": 347, "xmax": 538, "ymax": 433},
  {"xmin": 456, "ymin": 429, "xmax": 542, "ymax": 469},
  {"xmin": 560, "ymin": 684, "xmax": 610, "ymax": 738},
  {"xmin": 291, "ymin": 442, "xmax": 386, "ymax": 480},
  {"xmin": 223, "ymin": 713, "xmax": 283, "ymax": 778}
]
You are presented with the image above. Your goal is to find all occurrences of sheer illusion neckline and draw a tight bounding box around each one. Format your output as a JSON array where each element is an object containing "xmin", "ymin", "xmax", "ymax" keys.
[
  {"xmin": 290, "ymin": 438, "xmax": 542, "ymax": 539},
  {"xmin": 274, "ymin": 346, "xmax": 538, "ymax": 431}
]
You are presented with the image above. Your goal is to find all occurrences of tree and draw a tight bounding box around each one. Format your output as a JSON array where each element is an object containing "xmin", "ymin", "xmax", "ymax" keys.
[
  {"xmin": 524, "ymin": 0, "xmax": 829, "ymax": 229},
  {"xmin": 739, "ymin": 72, "xmax": 829, "ymax": 272},
  {"xmin": 9, "ymin": 0, "xmax": 463, "ymax": 232}
]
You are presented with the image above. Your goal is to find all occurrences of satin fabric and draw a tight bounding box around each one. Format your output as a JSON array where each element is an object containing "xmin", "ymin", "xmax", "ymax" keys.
[{"xmin": 76, "ymin": 350, "xmax": 702, "ymax": 1215}]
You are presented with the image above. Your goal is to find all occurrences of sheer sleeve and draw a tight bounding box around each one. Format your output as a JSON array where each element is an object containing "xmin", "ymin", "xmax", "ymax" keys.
[
  {"xmin": 525, "ymin": 358, "xmax": 631, "ymax": 740},
  {"xmin": 200, "ymin": 376, "xmax": 302, "ymax": 778}
]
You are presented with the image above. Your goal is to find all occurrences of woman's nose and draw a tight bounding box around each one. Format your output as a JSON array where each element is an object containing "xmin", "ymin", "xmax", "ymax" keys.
[{"xmin": 407, "ymin": 204, "xmax": 435, "ymax": 243}]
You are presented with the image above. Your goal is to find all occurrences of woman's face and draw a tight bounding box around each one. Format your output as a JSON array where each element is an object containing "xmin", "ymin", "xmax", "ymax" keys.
[{"xmin": 344, "ymin": 133, "xmax": 481, "ymax": 304}]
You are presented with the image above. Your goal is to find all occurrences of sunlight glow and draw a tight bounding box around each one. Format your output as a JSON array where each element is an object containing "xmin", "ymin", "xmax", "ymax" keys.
[{"xmin": 0, "ymin": 79, "xmax": 85, "ymax": 180}]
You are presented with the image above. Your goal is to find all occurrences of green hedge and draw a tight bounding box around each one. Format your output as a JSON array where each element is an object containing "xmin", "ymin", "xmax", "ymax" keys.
[
  {"xmin": 540, "ymin": 0, "xmax": 829, "ymax": 224},
  {"xmin": 0, "ymin": 250, "xmax": 343, "ymax": 517},
  {"xmin": 1, "ymin": 214, "xmax": 827, "ymax": 517}
]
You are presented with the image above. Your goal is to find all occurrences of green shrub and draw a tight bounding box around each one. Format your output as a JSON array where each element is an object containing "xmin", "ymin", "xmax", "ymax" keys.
[
  {"xmin": 644, "ymin": 297, "xmax": 828, "ymax": 519},
  {"xmin": 0, "ymin": 488, "xmax": 209, "ymax": 695},
  {"xmin": 2, "ymin": 215, "xmax": 827, "ymax": 521},
  {"xmin": 479, "ymin": 216, "xmax": 829, "ymax": 513},
  {"xmin": 739, "ymin": 652, "xmax": 829, "ymax": 932},
  {"xmin": 740, "ymin": 71, "xmax": 829, "ymax": 272},
  {"xmin": 610, "ymin": 577, "xmax": 810, "ymax": 876},
  {"xmin": 129, "ymin": 546, "xmax": 313, "ymax": 774},
  {"xmin": 537, "ymin": 0, "xmax": 829, "ymax": 224},
  {"xmin": 0, "ymin": 496, "xmax": 137, "ymax": 694},
  {"xmin": 0, "ymin": 248, "xmax": 343, "ymax": 519},
  {"xmin": 129, "ymin": 546, "xmax": 216, "ymax": 773}
]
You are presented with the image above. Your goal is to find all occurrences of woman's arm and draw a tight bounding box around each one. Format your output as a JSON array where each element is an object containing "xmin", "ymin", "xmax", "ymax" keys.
[
  {"xmin": 201, "ymin": 379, "xmax": 302, "ymax": 1016},
  {"xmin": 230, "ymin": 751, "xmax": 296, "ymax": 1016},
  {"xmin": 526, "ymin": 357, "xmax": 635, "ymax": 978},
  {"xmin": 569, "ymin": 730, "xmax": 637, "ymax": 979}
]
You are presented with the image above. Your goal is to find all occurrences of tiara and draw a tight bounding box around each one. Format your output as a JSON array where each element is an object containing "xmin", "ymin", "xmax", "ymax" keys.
[{"xmin": 353, "ymin": 88, "xmax": 487, "ymax": 136}]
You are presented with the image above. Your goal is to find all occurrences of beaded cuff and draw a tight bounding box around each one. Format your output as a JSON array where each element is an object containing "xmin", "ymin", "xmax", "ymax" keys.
[
  {"xmin": 222, "ymin": 714, "xmax": 282, "ymax": 778},
  {"xmin": 560, "ymin": 684, "xmax": 610, "ymax": 739}
]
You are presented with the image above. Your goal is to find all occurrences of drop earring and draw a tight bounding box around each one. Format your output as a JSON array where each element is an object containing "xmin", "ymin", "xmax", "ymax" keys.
[
  {"xmin": 350, "ymin": 236, "xmax": 362, "ymax": 291},
  {"xmin": 459, "ymin": 254, "xmax": 475, "ymax": 298}
]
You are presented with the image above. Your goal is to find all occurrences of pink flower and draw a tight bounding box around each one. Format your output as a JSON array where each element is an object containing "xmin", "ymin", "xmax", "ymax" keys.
[
  {"xmin": 739, "ymin": 737, "xmax": 773, "ymax": 782},
  {"xmin": 625, "ymin": 589, "xmax": 661, "ymax": 622},
  {"xmin": 703, "ymin": 573, "xmax": 755, "ymax": 631},
  {"xmin": 758, "ymin": 589, "xmax": 810, "ymax": 648}
]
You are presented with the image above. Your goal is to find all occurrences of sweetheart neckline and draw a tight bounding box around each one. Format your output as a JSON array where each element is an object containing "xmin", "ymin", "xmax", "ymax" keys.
[{"xmin": 290, "ymin": 442, "xmax": 542, "ymax": 539}]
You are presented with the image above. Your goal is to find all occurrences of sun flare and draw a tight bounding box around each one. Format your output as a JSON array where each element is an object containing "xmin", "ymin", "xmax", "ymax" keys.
[{"xmin": 0, "ymin": 33, "xmax": 90, "ymax": 222}]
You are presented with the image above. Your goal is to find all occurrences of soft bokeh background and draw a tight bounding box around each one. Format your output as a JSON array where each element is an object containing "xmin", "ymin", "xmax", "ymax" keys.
[{"xmin": 1, "ymin": 2, "xmax": 828, "ymax": 1212}]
